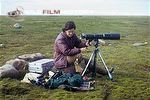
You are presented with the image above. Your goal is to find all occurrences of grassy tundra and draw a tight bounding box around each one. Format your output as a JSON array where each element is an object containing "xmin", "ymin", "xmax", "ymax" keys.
[{"xmin": 0, "ymin": 16, "xmax": 149, "ymax": 100}]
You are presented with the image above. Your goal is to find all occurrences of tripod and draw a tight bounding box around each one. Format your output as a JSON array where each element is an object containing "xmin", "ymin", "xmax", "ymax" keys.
[{"xmin": 81, "ymin": 39, "xmax": 113, "ymax": 80}]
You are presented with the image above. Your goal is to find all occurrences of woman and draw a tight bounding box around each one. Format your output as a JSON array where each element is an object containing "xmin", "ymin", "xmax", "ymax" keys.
[{"xmin": 54, "ymin": 21, "xmax": 89, "ymax": 73}]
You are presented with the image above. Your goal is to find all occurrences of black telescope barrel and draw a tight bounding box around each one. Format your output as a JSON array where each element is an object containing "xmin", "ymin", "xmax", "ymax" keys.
[
  {"xmin": 102, "ymin": 33, "xmax": 120, "ymax": 40},
  {"xmin": 81, "ymin": 33, "xmax": 120, "ymax": 40}
]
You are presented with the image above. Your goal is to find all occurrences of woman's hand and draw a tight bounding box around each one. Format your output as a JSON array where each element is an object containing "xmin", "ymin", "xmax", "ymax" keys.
[
  {"xmin": 85, "ymin": 40, "xmax": 91, "ymax": 47},
  {"xmin": 80, "ymin": 47, "xmax": 87, "ymax": 52}
]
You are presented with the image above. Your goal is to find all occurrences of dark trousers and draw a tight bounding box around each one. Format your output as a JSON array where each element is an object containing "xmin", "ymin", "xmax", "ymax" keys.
[{"xmin": 56, "ymin": 54, "xmax": 107, "ymax": 75}]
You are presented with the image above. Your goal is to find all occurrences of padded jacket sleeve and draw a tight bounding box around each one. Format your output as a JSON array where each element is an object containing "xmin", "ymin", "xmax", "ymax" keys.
[{"xmin": 56, "ymin": 38, "xmax": 81, "ymax": 56}]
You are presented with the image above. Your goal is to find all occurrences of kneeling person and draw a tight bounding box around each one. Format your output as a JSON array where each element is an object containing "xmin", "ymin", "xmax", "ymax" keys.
[{"xmin": 54, "ymin": 21, "xmax": 89, "ymax": 73}]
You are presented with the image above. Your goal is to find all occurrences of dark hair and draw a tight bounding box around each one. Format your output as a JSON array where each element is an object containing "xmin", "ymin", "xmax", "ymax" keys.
[{"xmin": 62, "ymin": 21, "xmax": 76, "ymax": 32}]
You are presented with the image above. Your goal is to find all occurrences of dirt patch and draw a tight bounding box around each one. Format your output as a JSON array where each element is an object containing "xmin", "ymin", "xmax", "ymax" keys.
[
  {"xmin": 1, "ymin": 84, "xmax": 30, "ymax": 96},
  {"xmin": 136, "ymin": 64, "xmax": 150, "ymax": 72},
  {"xmin": 103, "ymin": 83, "xmax": 111, "ymax": 100}
]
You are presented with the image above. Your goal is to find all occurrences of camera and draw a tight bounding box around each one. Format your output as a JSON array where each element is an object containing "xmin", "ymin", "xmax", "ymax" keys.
[{"xmin": 81, "ymin": 33, "xmax": 120, "ymax": 40}]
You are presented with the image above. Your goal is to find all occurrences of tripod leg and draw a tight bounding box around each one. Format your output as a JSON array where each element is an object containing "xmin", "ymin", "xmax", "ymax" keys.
[
  {"xmin": 81, "ymin": 51, "xmax": 95, "ymax": 76},
  {"xmin": 92, "ymin": 49, "xmax": 97, "ymax": 78},
  {"xmin": 97, "ymin": 51, "xmax": 113, "ymax": 80}
]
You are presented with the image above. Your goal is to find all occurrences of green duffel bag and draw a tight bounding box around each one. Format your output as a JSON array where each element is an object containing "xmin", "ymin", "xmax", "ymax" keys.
[
  {"xmin": 46, "ymin": 73, "xmax": 84, "ymax": 89},
  {"xmin": 67, "ymin": 74, "xmax": 84, "ymax": 87}
]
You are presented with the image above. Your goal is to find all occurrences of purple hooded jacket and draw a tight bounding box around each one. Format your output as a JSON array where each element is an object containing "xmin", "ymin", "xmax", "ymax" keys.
[{"xmin": 54, "ymin": 32, "xmax": 87, "ymax": 69}]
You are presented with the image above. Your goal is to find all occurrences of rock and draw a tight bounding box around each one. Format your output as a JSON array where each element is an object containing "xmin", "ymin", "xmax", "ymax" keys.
[
  {"xmin": 12, "ymin": 59, "xmax": 29, "ymax": 71},
  {"xmin": 0, "ymin": 64, "xmax": 19, "ymax": 79},
  {"xmin": 17, "ymin": 53, "xmax": 45, "ymax": 62},
  {"xmin": 0, "ymin": 53, "xmax": 45, "ymax": 80},
  {"xmin": 0, "ymin": 44, "xmax": 5, "ymax": 48},
  {"xmin": 133, "ymin": 42, "xmax": 148, "ymax": 46},
  {"xmin": 13, "ymin": 23, "xmax": 22, "ymax": 29},
  {"xmin": 1, "ymin": 59, "xmax": 29, "ymax": 79}
]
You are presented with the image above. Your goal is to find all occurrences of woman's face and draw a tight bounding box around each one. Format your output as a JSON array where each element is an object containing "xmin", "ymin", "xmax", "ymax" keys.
[{"xmin": 65, "ymin": 28, "xmax": 75, "ymax": 38}]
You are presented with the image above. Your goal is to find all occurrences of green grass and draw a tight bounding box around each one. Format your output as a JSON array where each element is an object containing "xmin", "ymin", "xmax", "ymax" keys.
[{"xmin": 0, "ymin": 16, "xmax": 150, "ymax": 100}]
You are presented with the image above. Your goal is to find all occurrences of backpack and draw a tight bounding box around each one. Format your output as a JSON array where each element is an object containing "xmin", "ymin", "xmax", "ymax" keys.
[{"xmin": 45, "ymin": 73, "xmax": 84, "ymax": 89}]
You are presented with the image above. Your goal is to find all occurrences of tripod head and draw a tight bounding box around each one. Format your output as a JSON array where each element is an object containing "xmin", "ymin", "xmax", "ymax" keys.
[
  {"xmin": 89, "ymin": 39, "xmax": 107, "ymax": 49},
  {"xmin": 91, "ymin": 39, "xmax": 99, "ymax": 48}
]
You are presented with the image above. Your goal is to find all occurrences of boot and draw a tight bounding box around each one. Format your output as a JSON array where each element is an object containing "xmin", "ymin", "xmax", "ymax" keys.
[{"xmin": 80, "ymin": 57, "xmax": 114, "ymax": 75}]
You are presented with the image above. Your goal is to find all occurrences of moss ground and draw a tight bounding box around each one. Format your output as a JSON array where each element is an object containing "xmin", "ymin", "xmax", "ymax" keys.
[{"xmin": 0, "ymin": 16, "xmax": 149, "ymax": 100}]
